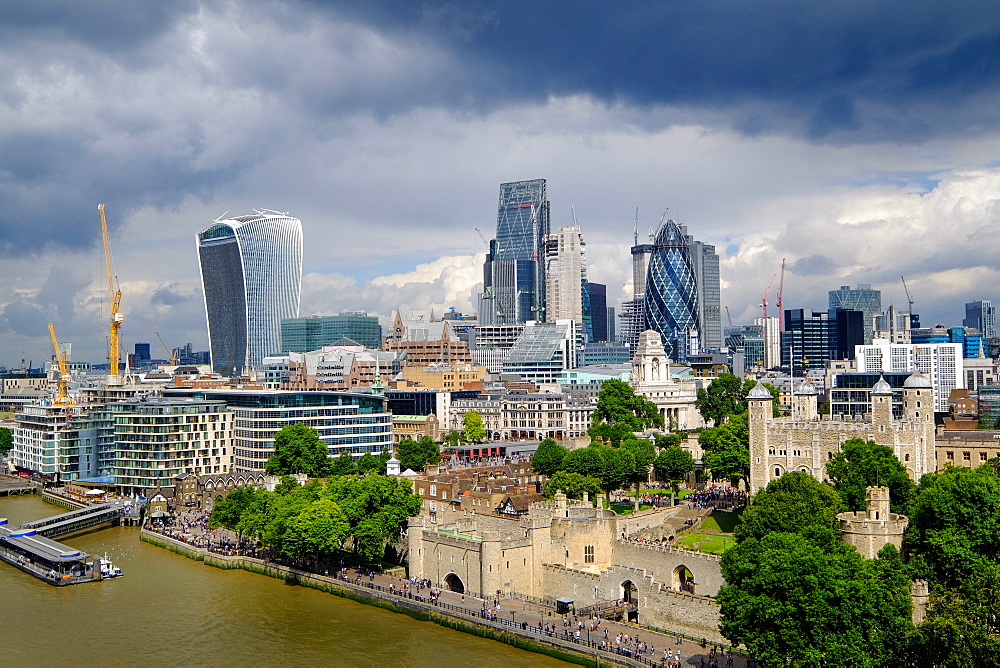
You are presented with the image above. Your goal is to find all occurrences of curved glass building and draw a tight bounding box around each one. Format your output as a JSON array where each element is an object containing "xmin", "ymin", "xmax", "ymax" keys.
[
  {"xmin": 198, "ymin": 211, "xmax": 303, "ymax": 377},
  {"xmin": 644, "ymin": 218, "xmax": 699, "ymax": 358}
]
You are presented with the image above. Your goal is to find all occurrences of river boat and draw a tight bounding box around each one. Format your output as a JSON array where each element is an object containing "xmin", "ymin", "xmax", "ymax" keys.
[{"xmin": 101, "ymin": 554, "xmax": 122, "ymax": 578}]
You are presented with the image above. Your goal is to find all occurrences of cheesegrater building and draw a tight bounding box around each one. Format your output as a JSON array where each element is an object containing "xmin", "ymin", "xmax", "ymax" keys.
[{"xmin": 198, "ymin": 211, "xmax": 303, "ymax": 377}]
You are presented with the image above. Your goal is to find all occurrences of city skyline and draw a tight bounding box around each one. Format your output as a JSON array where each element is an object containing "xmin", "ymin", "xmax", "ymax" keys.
[{"xmin": 3, "ymin": 3, "xmax": 1000, "ymax": 365}]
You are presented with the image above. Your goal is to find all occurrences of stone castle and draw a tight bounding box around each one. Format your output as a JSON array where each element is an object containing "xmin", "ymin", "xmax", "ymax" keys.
[{"xmin": 748, "ymin": 373, "xmax": 936, "ymax": 494}]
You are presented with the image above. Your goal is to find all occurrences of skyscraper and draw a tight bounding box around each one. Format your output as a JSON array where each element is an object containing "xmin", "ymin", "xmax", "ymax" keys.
[
  {"xmin": 829, "ymin": 284, "xmax": 881, "ymax": 344},
  {"xmin": 644, "ymin": 218, "xmax": 700, "ymax": 359},
  {"xmin": 544, "ymin": 225, "xmax": 587, "ymax": 324},
  {"xmin": 618, "ymin": 223, "xmax": 654, "ymax": 353},
  {"xmin": 198, "ymin": 211, "xmax": 303, "ymax": 377},
  {"xmin": 483, "ymin": 179, "xmax": 550, "ymax": 325},
  {"xmin": 964, "ymin": 300, "xmax": 996, "ymax": 338},
  {"xmin": 685, "ymin": 228, "xmax": 721, "ymax": 351},
  {"xmin": 588, "ymin": 283, "xmax": 608, "ymax": 342}
]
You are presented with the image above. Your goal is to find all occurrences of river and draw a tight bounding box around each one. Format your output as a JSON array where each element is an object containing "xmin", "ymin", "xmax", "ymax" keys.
[{"xmin": 0, "ymin": 495, "xmax": 567, "ymax": 667}]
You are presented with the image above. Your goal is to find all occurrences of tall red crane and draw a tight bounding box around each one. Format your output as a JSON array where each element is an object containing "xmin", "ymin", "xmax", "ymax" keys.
[
  {"xmin": 776, "ymin": 258, "xmax": 786, "ymax": 330},
  {"xmin": 760, "ymin": 273, "xmax": 776, "ymax": 318}
]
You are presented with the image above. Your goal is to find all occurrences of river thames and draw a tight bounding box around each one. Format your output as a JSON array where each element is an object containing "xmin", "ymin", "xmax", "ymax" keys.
[{"xmin": 0, "ymin": 495, "xmax": 567, "ymax": 667}]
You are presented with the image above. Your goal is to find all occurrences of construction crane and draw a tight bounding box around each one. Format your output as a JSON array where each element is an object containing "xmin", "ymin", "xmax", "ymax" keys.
[
  {"xmin": 901, "ymin": 276, "xmax": 915, "ymax": 312},
  {"xmin": 776, "ymin": 258, "xmax": 786, "ymax": 330},
  {"xmin": 48, "ymin": 324, "xmax": 73, "ymax": 406},
  {"xmin": 154, "ymin": 331, "xmax": 178, "ymax": 366},
  {"xmin": 725, "ymin": 305, "xmax": 734, "ymax": 328},
  {"xmin": 474, "ymin": 227, "xmax": 489, "ymax": 249},
  {"xmin": 99, "ymin": 204, "xmax": 124, "ymax": 378},
  {"xmin": 760, "ymin": 273, "xmax": 776, "ymax": 318}
]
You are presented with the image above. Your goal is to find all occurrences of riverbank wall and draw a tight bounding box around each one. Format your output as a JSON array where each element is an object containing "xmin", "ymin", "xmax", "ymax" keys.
[
  {"xmin": 41, "ymin": 492, "xmax": 89, "ymax": 511},
  {"xmin": 140, "ymin": 530, "xmax": 639, "ymax": 668}
]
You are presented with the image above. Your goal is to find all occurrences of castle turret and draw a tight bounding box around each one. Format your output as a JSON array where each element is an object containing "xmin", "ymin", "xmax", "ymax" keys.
[
  {"xmin": 837, "ymin": 485, "xmax": 908, "ymax": 559},
  {"xmin": 871, "ymin": 375, "xmax": 893, "ymax": 431},
  {"xmin": 792, "ymin": 379, "xmax": 818, "ymax": 420},
  {"xmin": 747, "ymin": 382, "xmax": 774, "ymax": 494},
  {"xmin": 910, "ymin": 579, "xmax": 930, "ymax": 625},
  {"xmin": 902, "ymin": 372, "xmax": 935, "ymax": 478}
]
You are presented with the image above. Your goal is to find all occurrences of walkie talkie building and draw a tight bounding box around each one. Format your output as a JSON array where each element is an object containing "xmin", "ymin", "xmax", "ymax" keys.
[{"xmin": 198, "ymin": 211, "xmax": 303, "ymax": 377}]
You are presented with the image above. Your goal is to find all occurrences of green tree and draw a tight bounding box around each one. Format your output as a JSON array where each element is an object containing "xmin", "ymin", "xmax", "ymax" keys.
[
  {"xmin": 562, "ymin": 445, "xmax": 604, "ymax": 479},
  {"xmin": 654, "ymin": 445, "xmax": 695, "ymax": 503},
  {"xmin": 323, "ymin": 474, "xmax": 423, "ymax": 562},
  {"xmin": 654, "ymin": 433, "xmax": 682, "ymax": 449},
  {"xmin": 265, "ymin": 423, "xmax": 332, "ymax": 478},
  {"xmin": 620, "ymin": 438, "xmax": 656, "ymax": 500},
  {"xmin": 281, "ymin": 498, "xmax": 351, "ymax": 571},
  {"xmin": 543, "ymin": 471, "xmax": 602, "ymax": 502},
  {"xmin": 699, "ymin": 412, "xmax": 751, "ymax": 488},
  {"xmin": 356, "ymin": 452, "xmax": 386, "ymax": 475},
  {"xmin": 825, "ymin": 438, "xmax": 916, "ymax": 513},
  {"xmin": 462, "ymin": 410, "xmax": 487, "ymax": 443},
  {"xmin": 597, "ymin": 445, "xmax": 635, "ymax": 504},
  {"xmin": 208, "ymin": 486, "xmax": 258, "ymax": 544},
  {"xmin": 906, "ymin": 464, "xmax": 1000, "ymax": 588},
  {"xmin": 442, "ymin": 429, "xmax": 464, "ymax": 448},
  {"xmin": 734, "ymin": 471, "xmax": 846, "ymax": 543},
  {"xmin": 718, "ymin": 534, "xmax": 912, "ymax": 666},
  {"xmin": 329, "ymin": 453, "xmax": 358, "ymax": 476},
  {"xmin": 695, "ymin": 373, "xmax": 757, "ymax": 426},
  {"xmin": 589, "ymin": 379, "xmax": 663, "ymax": 440},
  {"xmin": 396, "ymin": 436, "xmax": 440, "ymax": 472},
  {"xmin": 530, "ymin": 438, "xmax": 568, "ymax": 475},
  {"xmin": 0, "ymin": 426, "xmax": 12, "ymax": 457},
  {"xmin": 587, "ymin": 421, "xmax": 634, "ymax": 447}
]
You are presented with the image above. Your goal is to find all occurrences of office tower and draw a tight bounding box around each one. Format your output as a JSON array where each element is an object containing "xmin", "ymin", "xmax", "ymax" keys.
[
  {"xmin": 873, "ymin": 304, "xmax": 911, "ymax": 344},
  {"xmin": 964, "ymin": 300, "xmax": 996, "ymax": 338},
  {"xmin": 753, "ymin": 316, "xmax": 781, "ymax": 368},
  {"xmin": 197, "ymin": 211, "xmax": 303, "ymax": 377},
  {"xmin": 281, "ymin": 312, "xmax": 383, "ymax": 352},
  {"xmin": 502, "ymin": 320, "xmax": 579, "ymax": 385},
  {"xmin": 619, "ymin": 224, "xmax": 654, "ymax": 353},
  {"xmin": 484, "ymin": 179, "xmax": 550, "ymax": 324},
  {"xmin": 855, "ymin": 341, "xmax": 963, "ymax": 412},
  {"xmin": 686, "ymin": 230, "xmax": 722, "ymax": 351},
  {"xmin": 544, "ymin": 225, "xmax": 587, "ymax": 324},
  {"xmin": 133, "ymin": 342, "xmax": 151, "ymax": 362},
  {"xmin": 781, "ymin": 308, "xmax": 831, "ymax": 372},
  {"xmin": 607, "ymin": 307, "xmax": 616, "ymax": 342},
  {"xmin": 829, "ymin": 284, "xmax": 881, "ymax": 344},
  {"xmin": 588, "ymin": 283, "xmax": 608, "ymax": 342},
  {"xmin": 644, "ymin": 218, "xmax": 700, "ymax": 359},
  {"xmin": 832, "ymin": 308, "xmax": 865, "ymax": 360}
]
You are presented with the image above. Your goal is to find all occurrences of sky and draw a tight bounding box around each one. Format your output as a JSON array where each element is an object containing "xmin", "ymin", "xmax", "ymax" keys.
[{"xmin": 3, "ymin": 1, "xmax": 1000, "ymax": 367}]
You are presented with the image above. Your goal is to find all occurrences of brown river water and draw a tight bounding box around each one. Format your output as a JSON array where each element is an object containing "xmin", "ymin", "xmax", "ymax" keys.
[{"xmin": 0, "ymin": 495, "xmax": 568, "ymax": 667}]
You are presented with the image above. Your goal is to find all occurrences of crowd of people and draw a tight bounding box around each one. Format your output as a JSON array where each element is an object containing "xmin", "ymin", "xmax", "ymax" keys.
[{"xmin": 685, "ymin": 487, "xmax": 747, "ymax": 511}]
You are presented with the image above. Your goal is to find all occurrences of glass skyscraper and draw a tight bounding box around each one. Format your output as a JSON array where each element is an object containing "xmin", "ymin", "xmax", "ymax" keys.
[
  {"xmin": 198, "ymin": 211, "xmax": 303, "ymax": 377},
  {"xmin": 484, "ymin": 179, "xmax": 550, "ymax": 324},
  {"xmin": 829, "ymin": 284, "xmax": 881, "ymax": 344},
  {"xmin": 644, "ymin": 218, "xmax": 699, "ymax": 359}
]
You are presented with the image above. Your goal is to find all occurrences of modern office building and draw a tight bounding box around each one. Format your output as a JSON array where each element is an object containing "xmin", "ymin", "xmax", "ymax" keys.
[
  {"xmin": 828, "ymin": 284, "xmax": 881, "ymax": 344},
  {"xmin": 10, "ymin": 404, "xmax": 108, "ymax": 483},
  {"xmin": 281, "ymin": 312, "xmax": 382, "ymax": 352},
  {"xmin": 134, "ymin": 343, "xmax": 151, "ymax": 362},
  {"xmin": 754, "ymin": 316, "xmax": 781, "ymax": 369},
  {"xmin": 832, "ymin": 308, "xmax": 865, "ymax": 360},
  {"xmin": 502, "ymin": 320, "xmax": 580, "ymax": 385},
  {"xmin": 163, "ymin": 388, "xmax": 392, "ymax": 471},
  {"xmin": 467, "ymin": 323, "xmax": 526, "ymax": 374},
  {"xmin": 197, "ymin": 211, "xmax": 303, "ymax": 377},
  {"xmin": 686, "ymin": 230, "xmax": 721, "ymax": 351},
  {"xmin": 854, "ymin": 341, "xmax": 964, "ymax": 413},
  {"xmin": 964, "ymin": 300, "xmax": 995, "ymax": 338},
  {"xmin": 781, "ymin": 308, "xmax": 831, "ymax": 372},
  {"xmin": 544, "ymin": 225, "xmax": 588, "ymax": 325},
  {"xmin": 481, "ymin": 179, "xmax": 550, "ymax": 325},
  {"xmin": 588, "ymin": 283, "xmax": 609, "ymax": 342},
  {"xmin": 618, "ymin": 222, "xmax": 654, "ymax": 354},
  {"xmin": 911, "ymin": 326, "xmax": 987, "ymax": 358},
  {"xmin": 644, "ymin": 218, "xmax": 700, "ymax": 360}
]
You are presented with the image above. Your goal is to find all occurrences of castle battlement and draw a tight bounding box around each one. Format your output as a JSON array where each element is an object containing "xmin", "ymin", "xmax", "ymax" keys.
[
  {"xmin": 615, "ymin": 539, "xmax": 723, "ymax": 562},
  {"xmin": 838, "ymin": 512, "xmax": 909, "ymax": 535}
]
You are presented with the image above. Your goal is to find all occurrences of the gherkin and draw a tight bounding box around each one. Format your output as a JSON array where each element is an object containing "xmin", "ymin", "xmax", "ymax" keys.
[{"xmin": 644, "ymin": 218, "xmax": 699, "ymax": 358}]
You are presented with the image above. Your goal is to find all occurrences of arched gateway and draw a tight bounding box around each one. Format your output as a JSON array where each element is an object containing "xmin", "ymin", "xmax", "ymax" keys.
[{"xmin": 444, "ymin": 573, "xmax": 465, "ymax": 594}]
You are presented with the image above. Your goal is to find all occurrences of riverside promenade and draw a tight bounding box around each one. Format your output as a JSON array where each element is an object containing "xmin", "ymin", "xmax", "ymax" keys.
[{"xmin": 141, "ymin": 527, "xmax": 748, "ymax": 668}]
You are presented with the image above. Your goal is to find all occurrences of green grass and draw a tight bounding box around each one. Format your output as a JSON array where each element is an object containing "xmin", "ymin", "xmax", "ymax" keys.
[
  {"xmin": 638, "ymin": 488, "xmax": 695, "ymax": 499},
  {"xmin": 609, "ymin": 503, "xmax": 653, "ymax": 515},
  {"xmin": 699, "ymin": 509, "xmax": 742, "ymax": 534},
  {"xmin": 673, "ymin": 532, "xmax": 735, "ymax": 555}
]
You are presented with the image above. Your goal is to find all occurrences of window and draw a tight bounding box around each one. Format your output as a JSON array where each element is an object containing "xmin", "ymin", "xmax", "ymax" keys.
[
  {"xmin": 982, "ymin": 452, "xmax": 989, "ymax": 461},
  {"xmin": 963, "ymin": 452, "xmax": 971, "ymax": 461},
  {"xmin": 584, "ymin": 545, "xmax": 595, "ymax": 564},
  {"xmin": 774, "ymin": 468, "xmax": 781, "ymax": 477},
  {"xmin": 946, "ymin": 451, "xmax": 954, "ymax": 460}
]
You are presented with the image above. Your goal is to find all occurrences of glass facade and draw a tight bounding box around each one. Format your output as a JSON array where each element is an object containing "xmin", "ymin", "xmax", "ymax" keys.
[
  {"xmin": 644, "ymin": 219, "xmax": 699, "ymax": 359},
  {"xmin": 828, "ymin": 284, "xmax": 881, "ymax": 344},
  {"xmin": 281, "ymin": 312, "xmax": 382, "ymax": 351},
  {"xmin": 198, "ymin": 213, "xmax": 303, "ymax": 376},
  {"xmin": 490, "ymin": 180, "xmax": 550, "ymax": 324}
]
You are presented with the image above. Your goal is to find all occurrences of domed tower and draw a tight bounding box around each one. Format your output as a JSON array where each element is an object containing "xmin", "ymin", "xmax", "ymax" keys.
[
  {"xmin": 792, "ymin": 379, "xmax": 818, "ymax": 420},
  {"xmin": 871, "ymin": 375, "xmax": 894, "ymax": 431},
  {"xmin": 902, "ymin": 371, "xmax": 935, "ymax": 478},
  {"xmin": 748, "ymin": 382, "xmax": 775, "ymax": 494}
]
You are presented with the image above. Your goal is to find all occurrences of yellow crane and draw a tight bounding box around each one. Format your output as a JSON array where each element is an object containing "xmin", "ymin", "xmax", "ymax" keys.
[
  {"xmin": 99, "ymin": 204, "xmax": 124, "ymax": 377},
  {"xmin": 48, "ymin": 323, "xmax": 73, "ymax": 406},
  {"xmin": 154, "ymin": 331, "xmax": 178, "ymax": 366}
]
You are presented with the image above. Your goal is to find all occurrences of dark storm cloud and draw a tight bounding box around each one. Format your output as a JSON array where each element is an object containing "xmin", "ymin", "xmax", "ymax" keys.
[
  {"xmin": 791, "ymin": 255, "xmax": 839, "ymax": 277},
  {"xmin": 151, "ymin": 285, "xmax": 191, "ymax": 306}
]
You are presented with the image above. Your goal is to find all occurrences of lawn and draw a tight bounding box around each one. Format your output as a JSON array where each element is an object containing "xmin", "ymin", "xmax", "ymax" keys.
[
  {"xmin": 673, "ymin": 532, "xmax": 736, "ymax": 555},
  {"xmin": 698, "ymin": 509, "xmax": 742, "ymax": 534}
]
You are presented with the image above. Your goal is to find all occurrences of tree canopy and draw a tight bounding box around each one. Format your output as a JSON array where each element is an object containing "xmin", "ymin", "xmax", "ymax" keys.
[
  {"xmin": 265, "ymin": 423, "xmax": 333, "ymax": 478},
  {"xmin": 530, "ymin": 438, "xmax": 568, "ymax": 475},
  {"xmin": 589, "ymin": 379, "xmax": 663, "ymax": 439},
  {"xmin": 396, "ymin": 436, "xmax": 440, "ymax": 472},
  {"xmin": 695, "ymin": 374, "xmax": 780, "ymax": 426},
  {"xmin": 733, "ymin": 471, "xmax": 846, "ymax": 544},
  {"xmin": 654, "ymin": 445, "xmax": 695, "ymax": 500},
  {"xmin": 825, "ymin": 438, "xmax": 916, "ymax": 513},
  {"xmin": 0, "ymin": 427, "xmax": 12, "ymax": 457},
  {"xmin": 543, "ymin": 471, "xmax": 601, "ymax": 502},
  {"xmin": 461, "ymin": 410, "xmax": 487, "ymax": 443},
  {"xmin": 699, "ymin": 412, "xmax": 751, "ymax": 487}
]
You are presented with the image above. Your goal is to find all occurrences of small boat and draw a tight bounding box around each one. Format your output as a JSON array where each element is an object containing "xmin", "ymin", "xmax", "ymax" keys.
[{"xmin": 100, "ymin": 554, "xmax": 122, "ymax": 578}]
